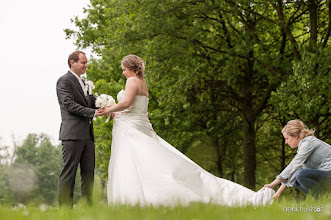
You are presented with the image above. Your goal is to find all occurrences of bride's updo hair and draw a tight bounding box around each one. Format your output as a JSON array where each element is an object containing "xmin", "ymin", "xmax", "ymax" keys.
[
  {"xmin": 282, "ymin": 119, "xmax": 315, "ymax": 140},
  {"xmin": 121, "ymin": 55, "xmax": 145, "ymax": 78}
]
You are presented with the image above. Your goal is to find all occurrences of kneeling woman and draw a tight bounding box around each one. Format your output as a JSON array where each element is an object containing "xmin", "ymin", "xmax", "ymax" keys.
[{"xmin": 264, "ymin": 119, "xmax": 331, "ymax": 199}]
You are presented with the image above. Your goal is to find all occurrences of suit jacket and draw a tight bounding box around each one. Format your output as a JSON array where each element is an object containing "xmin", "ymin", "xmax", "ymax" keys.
[{"xmin": 56, "ymin": 71, "xmax": 97, "ymax": 140}]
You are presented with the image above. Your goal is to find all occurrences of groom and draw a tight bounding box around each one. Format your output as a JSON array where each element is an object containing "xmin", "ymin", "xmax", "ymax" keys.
[{"xmin": 56, "ymin": 51, "xmax": 102, "ymax": 207}]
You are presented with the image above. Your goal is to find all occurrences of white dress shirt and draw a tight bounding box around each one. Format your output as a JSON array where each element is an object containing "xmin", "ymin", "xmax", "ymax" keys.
[
  {"xmin": 69, "ymin": 70, "xmax": 87, "ymax": 96},
  {"xmin": 69, "ymin": 70, "xmax": 97, "ymax": 117}
]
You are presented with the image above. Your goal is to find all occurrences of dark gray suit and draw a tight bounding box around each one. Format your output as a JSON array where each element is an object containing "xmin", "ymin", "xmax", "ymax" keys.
[{"xmin": 56, "ymin": 71, "xmax": 97, "ymax": 207}]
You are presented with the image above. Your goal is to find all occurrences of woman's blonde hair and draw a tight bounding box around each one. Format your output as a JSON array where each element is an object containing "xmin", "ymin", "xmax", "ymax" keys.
[
  {"xmin": 121, "ymin": 55, "xmax": 145, "ymax": 78},
  {"xmin": 282, "ymin": 119, "xmax": 315, "ymax": 139}
]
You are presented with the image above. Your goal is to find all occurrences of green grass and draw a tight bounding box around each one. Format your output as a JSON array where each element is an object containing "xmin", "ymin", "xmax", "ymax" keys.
[{"xmin": 0, "ymin": 197, "xmax": 330, "ymax": 220}]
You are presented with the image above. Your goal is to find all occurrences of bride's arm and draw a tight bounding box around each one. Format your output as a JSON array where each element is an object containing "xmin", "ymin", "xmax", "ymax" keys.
[{"xmin": 104, "ymin": 78, "xmax": 138, "ymax": 113}]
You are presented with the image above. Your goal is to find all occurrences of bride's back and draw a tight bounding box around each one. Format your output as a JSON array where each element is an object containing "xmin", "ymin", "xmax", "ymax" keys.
[{"xmin": 134, "ymin": 77, "xmax": 149, "ymax": 98}]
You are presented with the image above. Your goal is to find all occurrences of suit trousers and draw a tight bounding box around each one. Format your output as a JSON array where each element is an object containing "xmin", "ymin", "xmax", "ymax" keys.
[{"xmin": 58, "ymin": 135, "xmax": 95, "ymax": 207}]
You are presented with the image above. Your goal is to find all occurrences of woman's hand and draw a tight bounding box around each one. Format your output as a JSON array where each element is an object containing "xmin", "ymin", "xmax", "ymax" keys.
[
  {"xmin": 272, "ymin": 184, "xmax": 287, "ymax": 200},
  {"xmin": 103, "ymin": 106, "xmax": 112, "ymax": 115},
  {"xmin": 272, "ymin": 191, "xmax": 282, "ymax": 200},
  {"xmin": 262, "ymin": 178, "xmax": 283, "ymax": 190},
  {"xmin": 95, "ymin": 107, "xmax": 112, "ymax": 116},
  {"xmin": 262, "ymin": 184, "xmax": 275, "ymax": 190}
]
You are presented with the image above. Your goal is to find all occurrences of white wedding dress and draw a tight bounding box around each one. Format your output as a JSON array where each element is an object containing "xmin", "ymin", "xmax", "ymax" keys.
[{"xmin": 107, "ymin": 90, "xmax": 274, "ymax": 207}]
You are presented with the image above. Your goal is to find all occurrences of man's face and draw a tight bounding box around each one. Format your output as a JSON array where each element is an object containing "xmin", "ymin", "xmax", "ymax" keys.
[{"xmin": 71, "ymin": 53, "xmax": 88, "ymax": 76}]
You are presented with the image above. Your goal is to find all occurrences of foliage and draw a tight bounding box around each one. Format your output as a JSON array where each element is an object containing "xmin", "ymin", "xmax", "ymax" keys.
[
  {"xmin": 272, "ymin": 46, "xmax": 331, "ymax": 143},
  {"xmin": 3, "ymin": 0, "xmax": 330, "ymax": 207},
  {"xmin": 0, "ymin": 134, "xmax": 62, "ymax": 206},
  {"xmin": 64, "ymin": 0, "xmax": 331, "ymax": 191}
]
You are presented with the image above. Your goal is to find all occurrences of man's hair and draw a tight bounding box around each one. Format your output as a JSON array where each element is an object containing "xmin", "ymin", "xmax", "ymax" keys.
[{"xmin": 68, "ymin": 51, "xmax": 86, "ymax": 68}]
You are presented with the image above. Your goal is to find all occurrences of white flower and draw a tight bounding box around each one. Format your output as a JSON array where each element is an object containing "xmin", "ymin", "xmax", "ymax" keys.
[
  {"xmin": 95, "ymin": 99, "xmax": 102, "ymax": 107},
  {"xmin": 14, "ymin": 203, "xmax": 26, "ymax": 209},
  {"xmin": 107, "ymin": 99, "xmax": 116, "ymax": 107},
  {"xmin": 85, "ymin": 80, "xmax": 95, "ymax": 88},
  {"xmin": 99, "ymin": 94, "xmax": 108, "ymax": 100},
  {"xmin": 39, "ymin": 204, "xmax": 48, "ymax": 212},
  {"xmin": 95, "ymin": 94, "xmax": 116, "ymax": 122},
  {"xmin": 85, "ymin": 80, "xmax": 95, "ymax": 95}
]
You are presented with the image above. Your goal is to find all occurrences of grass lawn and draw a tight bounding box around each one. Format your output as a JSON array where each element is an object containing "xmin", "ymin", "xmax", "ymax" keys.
[{"xmin": 0, "ymin": 197, "xmax": 330, "ymax": 220}]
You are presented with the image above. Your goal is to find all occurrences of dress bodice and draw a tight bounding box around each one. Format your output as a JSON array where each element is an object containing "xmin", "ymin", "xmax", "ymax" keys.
[{"xmin": 117, "ymin": 90, "xmax": 149, "ymax": 115}]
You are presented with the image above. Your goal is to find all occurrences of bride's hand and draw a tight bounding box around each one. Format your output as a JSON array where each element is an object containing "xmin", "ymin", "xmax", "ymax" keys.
[{"xmin": 103, "ymin": 106, "xmax": 112, "ymax": 115}]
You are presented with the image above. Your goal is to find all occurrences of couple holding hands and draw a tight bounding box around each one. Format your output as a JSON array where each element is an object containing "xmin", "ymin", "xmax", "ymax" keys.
[{"xmin": 56, "ymin": 51, "xmax": 331, "ymax": 208}]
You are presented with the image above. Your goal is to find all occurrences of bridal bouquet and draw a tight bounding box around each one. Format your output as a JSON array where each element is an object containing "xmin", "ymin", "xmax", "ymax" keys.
[{"xmin": 95, "ymin": 94, "xmax": 116, "ymax": 122}]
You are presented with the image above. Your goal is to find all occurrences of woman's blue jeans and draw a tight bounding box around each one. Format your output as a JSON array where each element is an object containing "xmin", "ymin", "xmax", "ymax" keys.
[{"xmin": 294, "ymin": 168, "xmax": 331, "ymax": 198}]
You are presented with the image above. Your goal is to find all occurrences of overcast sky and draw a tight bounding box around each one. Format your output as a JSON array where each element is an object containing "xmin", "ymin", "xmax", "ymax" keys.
[{"xmin": 0, "ymin": 0, "xmax": 91, "ymax": 146}]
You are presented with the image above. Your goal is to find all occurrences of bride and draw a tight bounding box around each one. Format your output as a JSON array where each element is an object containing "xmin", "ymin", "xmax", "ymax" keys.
[{"xmin": 99, "ymin": 55, "xmax": 274, "ymax": 207}]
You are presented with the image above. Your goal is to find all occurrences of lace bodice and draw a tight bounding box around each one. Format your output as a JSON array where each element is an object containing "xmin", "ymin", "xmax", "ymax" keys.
[{"xmin": 117, "ymin": 90, "xmax": 149, "ymax": 114}]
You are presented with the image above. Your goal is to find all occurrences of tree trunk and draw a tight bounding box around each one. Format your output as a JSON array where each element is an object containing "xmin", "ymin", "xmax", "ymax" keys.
[
  {"xmin": 242, "ymin": 118, "xmax": 256, "ymax": 190},
  {"xmin": 230, "ymin": 170, "xmax": 235, "ymax": 182},
  {"xmin": 240, "ymin": 49, "xmax": 257, "ymax": 190},
  {"xmin": 214, "ymin": 137, "xmax": 225, "ymax": 178},
  {"xmin": 308, "ymin": 0, "xmax": 318, "ymax": 44},
  {"xmin": 281, "ymin": 117, "xmax": 286, "ymax": 170},
  {"xmin": 281, "ymin": 135, "xmax": 286, "ymax": 170}
]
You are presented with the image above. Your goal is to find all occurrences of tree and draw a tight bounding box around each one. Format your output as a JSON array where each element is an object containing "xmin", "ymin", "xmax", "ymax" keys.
[
  {"xmin": 0, "ymin": 140, "xmax": 10, "ymax": 205},
  {"xmin": 2, "ymin": 134, "xmax": 62, "ymax": 205},
  {"xmin": 65, "ymin": 0, "xmax": 331, "ymax": 190},
  {"xmin": 0, "ymin": 135, "xmax": 21, "ymax": 205},
  {"xmin": 66, "ymin": 0, "xmax": 290, "ymax": 190},
  {"xmin": 270, "ymin": 0, "xmax": 331, "ymax": 143}
]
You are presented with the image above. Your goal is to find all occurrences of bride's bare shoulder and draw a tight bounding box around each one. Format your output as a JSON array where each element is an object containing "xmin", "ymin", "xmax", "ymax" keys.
[
  {"xmin": 126, "ymin": 76, "xmax": 146, "ymax": 86},
  {"xmin": 126, "ymin": 76, "xmax": 140, "ymax": 83}
]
